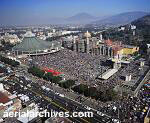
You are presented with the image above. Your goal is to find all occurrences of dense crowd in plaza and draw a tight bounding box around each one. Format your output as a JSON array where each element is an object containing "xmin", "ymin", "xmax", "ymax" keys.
[
  {"xmin": 14, "ymin": 48, "xmax": 150, "ymax": 122},
  {"xmin": 27, "ymin": 49, "xmax": 147, "ymax": 93},
  {"xmin": 95, "ymin": 59, "xmax": 148, "ymax": 92},
  {"xmin": 98, "ymin": 76, "xmax": 150, "ymax": 123},
  {"xmin": 30, "ymin": 49, "xmax": 109, "ymax": 83},
  {"xmin": 24, "ymin": 54, "xmax": 150, "ymax": 123}
]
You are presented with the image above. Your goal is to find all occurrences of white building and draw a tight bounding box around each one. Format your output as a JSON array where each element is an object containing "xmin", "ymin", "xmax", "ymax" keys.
[
  {"xmin": 118, "ymin": 27, "xmax": 125, "ymax": 31},
  {"xmin": 23, "ymin": 31, "xmax": 35, "ymax": 38},
  {"xmin": 147, "ymin": 44, "xmax": 150, "ymax": 49},
  {"xmin": 3, "ymin": 33, "xmax": 20, "ymax": 44},
  {"xmin": 131, "ymin": 25, "xmax": 136, "ymax": 30},
  {"xmin": 47, "ymin": 32, "xmax": 54, "ymax": 37},
  {"xmin": 0, "ymin": 83, "xmax": 4, "ymax": 91}
]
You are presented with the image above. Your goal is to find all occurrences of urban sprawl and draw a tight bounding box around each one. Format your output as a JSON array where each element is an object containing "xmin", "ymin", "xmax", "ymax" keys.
[{"xmin": 0, "ymin": 23, "xmax": 150, "ymax": 123}]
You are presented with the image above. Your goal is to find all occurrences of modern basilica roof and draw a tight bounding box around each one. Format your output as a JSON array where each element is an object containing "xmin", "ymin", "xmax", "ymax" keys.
[{"xmin": 12, "ymin": 37, "xmax": 60, "ymax": 52}]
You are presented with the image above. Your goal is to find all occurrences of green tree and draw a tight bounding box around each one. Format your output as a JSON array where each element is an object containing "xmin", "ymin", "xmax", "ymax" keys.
[
  {"xmin": 43, "ymin": 72, "xmax": 53, "ymax": 81},
  {"xmin": 51, "ymin": 76, "xmax": 62, "ymax": 84},
  {"xmin": 72, "ymin": 84, "xmax": 88, "ymax": 94},
  {"xmin": 59, "ymin": 80, "xmax": 75, "ymax": 89}
]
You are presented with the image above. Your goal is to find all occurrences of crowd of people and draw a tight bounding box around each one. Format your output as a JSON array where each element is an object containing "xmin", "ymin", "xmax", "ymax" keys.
[
  {"xmin": 98, "ymin": 74, "xmax": 150, "ymax": 123},
  {"xmin": 30, "ymin": 49, "xmax": 109, "ymax": 83},
  {"xmin": 24, "ymin": 49, "xmax": 148, "ymax": 93},
  {"xmin": 20, "ymin": 48, "xmax": 150, "ymax": 122},
  {"xmin": 96, "ymin": 59, "xmax": 149, "ymax": 92},
  {"xmin": 30, "ymin": 55, "xmax": 149, "ymax": 122}
]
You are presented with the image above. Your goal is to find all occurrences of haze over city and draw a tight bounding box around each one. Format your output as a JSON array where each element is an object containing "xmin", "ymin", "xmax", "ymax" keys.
[{"xmin": 0, "ymin": 0, "xmax": 150, "ymax": 25}]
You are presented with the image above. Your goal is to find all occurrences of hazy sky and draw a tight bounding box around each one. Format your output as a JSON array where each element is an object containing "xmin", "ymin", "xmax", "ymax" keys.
[{"xmin": 0, "ymin": 0, "xmax": 149, "ymax": 25}]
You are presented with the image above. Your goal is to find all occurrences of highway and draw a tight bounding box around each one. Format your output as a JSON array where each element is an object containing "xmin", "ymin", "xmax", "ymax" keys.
[{"xmin": 3, "ymin": 74, "xmax": 115, "ymax": 123}]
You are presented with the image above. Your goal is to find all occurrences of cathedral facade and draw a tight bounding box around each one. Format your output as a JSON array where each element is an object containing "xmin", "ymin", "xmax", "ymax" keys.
[{"xmin": 72, "ymin": 31, "xmax": 114, "ymax": 58}]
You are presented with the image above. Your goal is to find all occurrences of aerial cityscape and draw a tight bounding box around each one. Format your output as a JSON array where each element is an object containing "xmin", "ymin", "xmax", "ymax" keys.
[{"xmin": 0, "ymin": 0, "xmax": 150, "ymax": 123}]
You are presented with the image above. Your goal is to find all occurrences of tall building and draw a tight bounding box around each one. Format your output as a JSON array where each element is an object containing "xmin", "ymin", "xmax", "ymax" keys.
[
  {"xmin": 86, "ymin": 31, "xmax": 90, "ymax": 53},
  {"xmin": 100, "ymin": 33, "xmax": 103, "ymax": 41},
  {"xmin": 73, "ymin": 37, "xmax": 77, "ymax": 52},
  {"xmin": 73, "ymin": 31, "xmax": 93, "ymax": 54},
  {"xmin": 133, "ymin": 30, "xmax": 136, "ymax": 36}
]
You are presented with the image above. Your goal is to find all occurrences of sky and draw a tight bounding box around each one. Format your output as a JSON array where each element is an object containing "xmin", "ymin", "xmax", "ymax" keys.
[{"xmin": 0, "ymin": 0, "xmax": 149, "ymax": 25}]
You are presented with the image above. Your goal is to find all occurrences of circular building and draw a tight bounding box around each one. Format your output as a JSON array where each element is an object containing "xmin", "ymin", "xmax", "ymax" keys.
[{"xmin": 12, "ymin": 36, "xmax": 62, "ymax": 56}]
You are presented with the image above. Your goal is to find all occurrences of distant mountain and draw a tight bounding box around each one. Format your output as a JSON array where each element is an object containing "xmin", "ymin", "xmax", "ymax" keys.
[
  {"xmin": 67, "ymin": 13, "xmax": 96, "ymax": 20},
  {"xmin": 2, "ymin": 11, "xmax": 148, "ymax": 26},
  {"xmin": 132, "ymin": 15, "xmax": 150, "ymax": 28},
  {"xmin": 66, "ymin": 13, "xmax": 99, "ymax": 24},
  {"xmin": 92, "ymin": 11, "xmax": 149, "ymax": 26}
]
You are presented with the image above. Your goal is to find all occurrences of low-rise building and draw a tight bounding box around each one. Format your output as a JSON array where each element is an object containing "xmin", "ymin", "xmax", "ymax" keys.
[
  {"xmin": 3, "ymin": 33, "xmax": 21, "ymax": 44},
  {"xmin": 0, "ymin": 84, "xmax": 22, "ymax": 119}
]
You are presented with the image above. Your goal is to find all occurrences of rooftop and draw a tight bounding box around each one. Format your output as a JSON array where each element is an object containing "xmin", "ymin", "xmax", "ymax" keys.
[
  {"xmin": 12, "ymin": 37, "xmax": 61, "ymax": 52},
  {"xmin": 0, "ymin": 91, "xmax": 10, "ymax": 104}
]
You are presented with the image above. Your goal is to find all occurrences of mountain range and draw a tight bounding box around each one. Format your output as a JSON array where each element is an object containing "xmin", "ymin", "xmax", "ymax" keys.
[
  {"xmin": 91, "ymin": 11, "xmax": 149, "ymax": 26},
  {"xmin": 1, "ymin": 11, "xmax": 149, "ymax": 26},
  {"xmin": 63, "ymin": 11, "xmax": 149, "ymax": 26},
  {"xmin": 49, "ymin": 11, "xmax": 149, "ymax": 25}
]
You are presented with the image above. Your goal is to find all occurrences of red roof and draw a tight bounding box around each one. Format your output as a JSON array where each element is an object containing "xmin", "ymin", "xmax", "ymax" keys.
[
  {"xmin": 0, "ymin": 92, "xmax": 10, "ymax": 104},
  {"xmin": 42, "ymin": 67, "xmax": 62, "ymax": 76},
  {"xmin": 105, "ymin": 39, "xmax": 113, "ymax": 46},
  {"xmin": 105, "ymin": 39, "xmax": 123, "ymax": 55},
  {"xmin": 53, "ymin": 71, "xmax": 62, "ymax": 76},
  {"xmin": 47, "ymin": 69, "xmax": 55, "ymax": 73}
]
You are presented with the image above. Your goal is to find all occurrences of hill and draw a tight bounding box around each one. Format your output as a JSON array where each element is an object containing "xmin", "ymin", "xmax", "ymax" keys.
[
  {"xmin": 92, "ymin": 11, "xmax": 148, "ymax": 26},
  {"xmin": 66, "ymin": 13, "xmax": 98, "ymax": 24},
  {"xmin": 132, "ymin": 15, "xmax": 150, "ymax": 54},
  {"xmin": 67, "ymin": 13, "xmax": 96, "ymax": 21},
  {"xmin": 132, "ymin": 15, "xmax": 150, "ymax": 29}
]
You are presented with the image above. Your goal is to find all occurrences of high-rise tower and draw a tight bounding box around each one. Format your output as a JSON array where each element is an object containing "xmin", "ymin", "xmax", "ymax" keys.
[
  {"xmin": 100, "ymin": 33, "xmax": 103, "ymax": 40},
  {"xmin": 73, "ymin": 36, "xmax": 77, "ymax": 52},
  {"xmin": 85, "ymin": 31, "xmax": 90, "ymax": 53}
]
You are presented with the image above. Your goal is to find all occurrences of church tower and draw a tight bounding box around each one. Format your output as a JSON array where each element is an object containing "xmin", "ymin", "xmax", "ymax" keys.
[
  {"xmin": 85, "ymin": 31, "xmax": 90, "ymax": 53},
  {"xmin": 100, "ymin": 33, "xmax": 103, "ymax": 40},
  {"xmin": 73, "ymin": 36, "xmax": 77, "ymax": 52}
]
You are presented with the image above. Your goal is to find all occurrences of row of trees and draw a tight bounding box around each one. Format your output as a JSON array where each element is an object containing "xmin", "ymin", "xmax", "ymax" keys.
[
  {"xmin": 28, "ymin": 66, "xmax": 45, "ymax": 78},
  {"xmin": 28, "ymin": 66, "xmax": 117, "ymax": 102},
  {"xmin": 28, "ymin": 66, "xmax": 62, "ymax": 83},
  {"xmin": 72, "ymin": 84, "xmax": 117, "ymax": 102},
  {"xmin": 0, "ymin": 55, "xmax": 20, "ymax": 67},
  {"xmin": 28, "ymin": 66, "xmax": 75, "ymax": 88},
  {"xmin": 59, "ymin": 80, "xmax": 75, "ymax": 89}
]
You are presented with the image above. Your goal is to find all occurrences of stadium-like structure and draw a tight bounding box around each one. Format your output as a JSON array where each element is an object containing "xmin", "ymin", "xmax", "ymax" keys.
[{"xmin": 12, "ymin": 35, "xmax": 62, "ymax": 56}]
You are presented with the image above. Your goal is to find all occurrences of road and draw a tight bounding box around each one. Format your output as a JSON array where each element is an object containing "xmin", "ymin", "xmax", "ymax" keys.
[
  {"xmin": 17, "ymin": 75, "xmax": 114, "ymax": 123},
  {"xmin": 0, "ymin": 61, "xmax": 119, "ymax": 123},
  {"xmin": 3, "ymin": 72, "xmax": 116, "ymax": 123}
]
